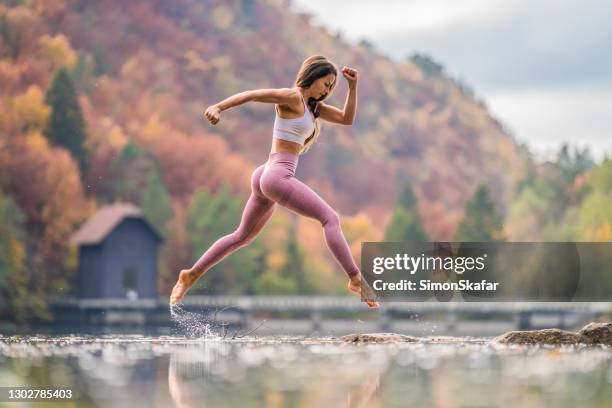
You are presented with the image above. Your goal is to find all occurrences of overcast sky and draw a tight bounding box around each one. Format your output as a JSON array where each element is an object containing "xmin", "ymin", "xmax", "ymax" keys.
[{"xmin": 292, "ymin": 0, "xmax": 611, "ymax": 162}]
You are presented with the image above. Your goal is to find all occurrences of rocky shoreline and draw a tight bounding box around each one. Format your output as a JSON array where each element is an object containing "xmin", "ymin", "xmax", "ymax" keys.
[
  {"xmin": 338, "ymin": 322, "xmax": 612, "ymax": 345},
  {"xmin": 493, "ymin": 322, "xmax": 612, "ymax": 345}
]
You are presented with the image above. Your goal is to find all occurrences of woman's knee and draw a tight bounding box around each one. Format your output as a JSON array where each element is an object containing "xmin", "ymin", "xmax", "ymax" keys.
[
  {"xmin": 322, "ymin": 208, "xmax": 340, "ymax": 227},
  {"xmin": 228, "ymin": 229, "xmax": 254, "ymax": 249}
]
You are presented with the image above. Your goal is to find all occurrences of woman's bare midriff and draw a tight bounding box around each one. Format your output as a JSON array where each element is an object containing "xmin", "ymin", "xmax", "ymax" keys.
[{"xmin": 270, "ymin": 138, "xmax": 302, "ymax": 155}]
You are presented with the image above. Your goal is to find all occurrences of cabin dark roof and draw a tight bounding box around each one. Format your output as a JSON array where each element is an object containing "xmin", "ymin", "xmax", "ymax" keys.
[{"xmin": 70, "ymin": 202, "xmax": 163, "ymax": 246}]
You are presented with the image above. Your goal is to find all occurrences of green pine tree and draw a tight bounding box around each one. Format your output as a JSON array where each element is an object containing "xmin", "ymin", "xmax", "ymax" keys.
[
  {"xmin": 384, "ymin": 183, "xmax": 429, "ymax": 242},
  {"xmin": 44, "ymin": 68, "xmax": 89, "ymax": 175},
  {"xmin": 398, "ymin": 182, "xmax": 418, "ymax": 210},
  {"xmin": 105, "ymin": 139, "xmax": 157, "ymax": 204},
  {"xmin": 284, "ymin": 220, "xmax": 314, "ymax": 294},
  {"xmin": 409, "ymin": 52, "xmax": 445, "ymax": 77},
  {"xmin": 555, "ymin": 143, "xmax": 595, "ymax": 184},
  {"xmin": 70, "ymin": 52, "xmax": 96, "ymax": 95},
  {"xmin": 140, "ymin": 167, "xmax": 173, "ymax": 236},
  {"xmin": 385, "ymin": 208, "xmax": 429, "ymax": 242},
  {"xmin": 454, "ymin": 183, "xmax": 504, "ymax": 242},
  {"xmin": 92, "ymin": 42, "xmax": 110, "ymax": 76}
]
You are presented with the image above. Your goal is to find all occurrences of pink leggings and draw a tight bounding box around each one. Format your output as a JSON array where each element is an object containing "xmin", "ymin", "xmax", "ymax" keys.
[{"xmin": 191, "ymin": 151, "xmax": 360, "ymax": 278}]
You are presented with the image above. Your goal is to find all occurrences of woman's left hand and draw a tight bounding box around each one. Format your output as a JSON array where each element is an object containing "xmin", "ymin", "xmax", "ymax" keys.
[{"xmin": 342, "ymin": 66, "xmax": 358, "ymax": 85}]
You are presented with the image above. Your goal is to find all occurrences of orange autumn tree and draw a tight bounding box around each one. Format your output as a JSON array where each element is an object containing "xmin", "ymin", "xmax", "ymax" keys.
[{"xmin": 0, "ymin": 133, "xmax": 94, "ymax": 319}]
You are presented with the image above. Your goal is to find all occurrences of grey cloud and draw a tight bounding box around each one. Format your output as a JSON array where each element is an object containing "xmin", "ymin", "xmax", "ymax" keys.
[{"xmin": 365, "ymin": 1, "xmax": 612, "ymax": 91}]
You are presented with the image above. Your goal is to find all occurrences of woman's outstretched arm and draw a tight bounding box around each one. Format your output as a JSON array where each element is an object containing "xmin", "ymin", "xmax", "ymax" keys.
[
  {"xmin": 318, "ymin": 66, "xmax": 358, "ymax": 125},
  {"xmin": 204, "ymin": 88, "xmax": 297, "ymax": 125},
  {"xmin": 216, "ymin": 88, "xmax": 296, "ymax": 111}
]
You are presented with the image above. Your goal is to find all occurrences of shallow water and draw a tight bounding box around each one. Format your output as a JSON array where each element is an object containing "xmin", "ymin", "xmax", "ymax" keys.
[{"xmin": 1, "ymin": 330, "xmax": 611, "ymax": 408}]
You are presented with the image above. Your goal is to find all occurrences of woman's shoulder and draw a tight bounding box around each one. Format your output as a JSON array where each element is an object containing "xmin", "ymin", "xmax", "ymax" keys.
[
  {"xmin": 286, "ymin": 87, "xmax": 304, "ymax": 104},
  {"xmin": 276, "ymin": 87, "xmax": 305, "ymax": 114}
]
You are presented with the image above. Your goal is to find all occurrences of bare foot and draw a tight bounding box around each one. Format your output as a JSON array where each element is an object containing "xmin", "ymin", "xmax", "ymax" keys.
[
  {"xmin": 170, "ymin": 269, "xmax": 200, "ymax": 305},
  {"xmin": 348, "ymin": 275, "xmax": 380, "ymax": 308}
]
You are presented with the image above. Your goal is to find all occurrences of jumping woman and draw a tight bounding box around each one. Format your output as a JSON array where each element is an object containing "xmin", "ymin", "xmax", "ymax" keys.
[{"xmin": 170, "ymin": 55, "xmax": 379, "ymax": 308}]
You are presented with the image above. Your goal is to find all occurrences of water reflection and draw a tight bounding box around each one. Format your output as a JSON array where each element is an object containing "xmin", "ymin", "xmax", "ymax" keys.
[
  {"xmin": 167, "ymin": 341, "xmax": 382, "ymax": 407},
  {"xmin": 0, "ymin": 335, "xmax": 611, "ymax": 407}
]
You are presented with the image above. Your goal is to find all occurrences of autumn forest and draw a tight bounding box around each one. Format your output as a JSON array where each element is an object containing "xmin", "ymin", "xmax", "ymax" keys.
[{"xmin": 0, "ymin": 0, "xmax": 610, "ymax": 322}]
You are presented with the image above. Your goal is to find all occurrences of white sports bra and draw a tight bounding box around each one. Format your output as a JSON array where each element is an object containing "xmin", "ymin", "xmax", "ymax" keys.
[{"xmin": 272, "ymin": 92, "xmax": 315, "ymax": 145}]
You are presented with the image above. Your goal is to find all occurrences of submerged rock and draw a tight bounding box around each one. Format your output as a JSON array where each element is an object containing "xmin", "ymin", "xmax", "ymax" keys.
[
  {"xmin": 577, "ymin": 322, "xmax": 612, "ymax": 346},
  {"xmin": 494, "ymin": 322, "xmax": 612, "ymax": 346},
  {"xmin": 339, "ymin": 333, "xmax": 418, "ymax": 343},
  {"xmin": 494, "ymin": 328, "xmax": 580, "ymax": 345}
]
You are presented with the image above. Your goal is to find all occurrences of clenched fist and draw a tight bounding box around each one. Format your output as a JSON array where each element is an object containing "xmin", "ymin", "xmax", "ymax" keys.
[
  {"xmin": 341, "ymin": 66, "xmax": 358, "ymax": 85},
  {"xmin": 204, "ymin": 105, "xmax": 221, "ymax": 125}
]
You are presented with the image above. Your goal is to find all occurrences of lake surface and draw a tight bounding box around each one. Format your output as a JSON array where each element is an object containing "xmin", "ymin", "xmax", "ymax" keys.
[{"xmin": 1, "ymin": 330, "xmax": 611, "ymax": 407}]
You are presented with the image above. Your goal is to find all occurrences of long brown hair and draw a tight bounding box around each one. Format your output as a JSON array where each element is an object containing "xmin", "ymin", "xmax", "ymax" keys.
[{"xmin": 294, "ymin": 55, "xmax": 338, "ymax": 154}]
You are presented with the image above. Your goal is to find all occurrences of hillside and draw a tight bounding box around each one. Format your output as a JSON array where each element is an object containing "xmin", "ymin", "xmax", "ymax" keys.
[
  {"xmin": 0, "ymin": 0, "xmax": 534, "ymax": 309},
  {"xmin": 1, "ymin": 0, "xmax": 526, "ymax": 235}
]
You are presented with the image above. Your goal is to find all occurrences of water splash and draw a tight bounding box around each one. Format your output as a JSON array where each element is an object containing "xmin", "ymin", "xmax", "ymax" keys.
[{"xmin": 169, "ymin": 304, "xmax": 220, "ymax": 339}]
